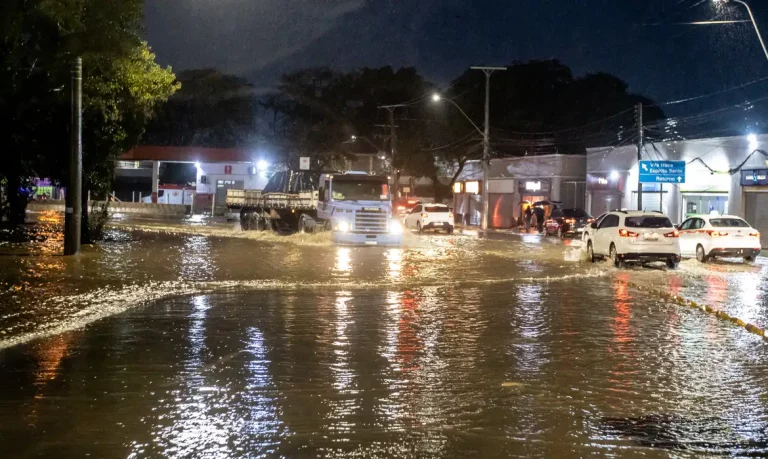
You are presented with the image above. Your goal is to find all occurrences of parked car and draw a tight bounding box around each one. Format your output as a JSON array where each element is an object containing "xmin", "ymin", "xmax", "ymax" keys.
[
  {"xmin": 584, "ymin": 211, "xmax": 681, "ymax": 268},
  {"xmin": 545, "ymin": 208, "xmax": 594, "ymax": 238},
  {"xmin": 678, "ymin": 214, "xmax": 761, "ymax": 263},
  {"xmin": 404, "ymin": 203, "xmax": 454, "ymax": 234}
]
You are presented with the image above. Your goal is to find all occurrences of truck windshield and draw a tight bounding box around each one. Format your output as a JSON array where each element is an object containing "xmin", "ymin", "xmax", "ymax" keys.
[{"xmin": 332, "ymin": 180, "xmax": 389, "ymax": 201}]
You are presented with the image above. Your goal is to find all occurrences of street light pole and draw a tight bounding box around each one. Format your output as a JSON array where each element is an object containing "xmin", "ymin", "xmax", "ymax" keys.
[
  {"xmin": 64, "ymin": 57, "xmax": 83, "ymax": 256},
  {"xmin": 378, "ymin": 104, "xmax": 407, "ymax": 199},
  {"xmin": 470, "ymin": 66, "xmax": 506, "ymax": 230},
  {"xmin": 716, "ymin": 0, "xmax": 768, "ymax": 61}
]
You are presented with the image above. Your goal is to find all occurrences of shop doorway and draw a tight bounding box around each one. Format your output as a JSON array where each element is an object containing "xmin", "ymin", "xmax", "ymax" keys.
[
  {"xmin": 744, "ymin": 191, "xmax": 768, "ymax": 248},
  {"xmin": 682, "ymin": 193, "xmax": 728, "ymax": 220}
]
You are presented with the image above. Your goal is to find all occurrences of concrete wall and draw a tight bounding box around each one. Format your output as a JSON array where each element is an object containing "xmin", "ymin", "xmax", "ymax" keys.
[{"xmin": 28, "ymin": 201, "xmax": 188, "ymax": 216}]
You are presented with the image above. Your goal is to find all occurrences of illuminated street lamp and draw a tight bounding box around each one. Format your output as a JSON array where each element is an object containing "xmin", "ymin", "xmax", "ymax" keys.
[{"xmin": 713, "ymin": 0, "xmax": 768, "ymax": 61}]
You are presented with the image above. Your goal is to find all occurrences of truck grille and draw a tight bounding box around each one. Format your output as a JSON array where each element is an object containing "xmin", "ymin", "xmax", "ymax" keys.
[{"xmin": 354, "ymin": 210, "xmax": 387, "ymax": 233}]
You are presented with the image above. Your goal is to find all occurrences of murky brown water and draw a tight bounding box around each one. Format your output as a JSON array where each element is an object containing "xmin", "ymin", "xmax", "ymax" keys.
[{"xmin": 1, "ymin": 212, "xmax": 768, "ymax": 457}]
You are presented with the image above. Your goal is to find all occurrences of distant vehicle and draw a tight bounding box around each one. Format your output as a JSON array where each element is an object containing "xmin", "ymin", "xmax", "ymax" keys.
[
  {"xmin": 545, "ymin": 208, "xmax": 594, "ymax": 238},
  {"xmin": 584, "ymin": 210, "xmax": 681, "ymax": 269},
  {"xmin": 393, "ymin": 197, "xmax": 425, "ymax": 219},
  {"xmin": 227, "ymin": 170, "xmax": 402, "ymax": 246},
  {"xmin": 403, "ymin": 203, "xmax": 454, "ymax": 234},
  {"xmin": 581, "ymin": 212, "xmax": 608, "ymax": 243},
  {"xmin": 678, "ymin": 214, "xmax": 761, "ymax": 263}
]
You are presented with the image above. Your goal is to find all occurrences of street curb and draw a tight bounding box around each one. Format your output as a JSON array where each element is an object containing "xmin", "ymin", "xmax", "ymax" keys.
[{"xmin": 624, "ymin": 280, "xmax": 767, "ymax": 341}]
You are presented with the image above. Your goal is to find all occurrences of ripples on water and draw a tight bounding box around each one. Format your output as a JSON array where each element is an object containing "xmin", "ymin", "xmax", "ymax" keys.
[{"xmin": 1, "ymin": 214, "xmax": 768, "ymax": 456}]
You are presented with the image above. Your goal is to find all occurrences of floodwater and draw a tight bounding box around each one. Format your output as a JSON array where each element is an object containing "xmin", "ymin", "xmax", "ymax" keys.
[{"xmin": 1, "ymin": 212, "xmax": 768, "ymax": 457}]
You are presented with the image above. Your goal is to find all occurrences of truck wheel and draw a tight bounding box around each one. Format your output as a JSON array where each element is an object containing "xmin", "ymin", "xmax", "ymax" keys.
[
  {"xmin": 299, "ymin": 215, "xmax": 313, "ymax": 234},
  {"xmin": 255, "ymin": 216, "xmax": 267, "ymax": 231}
]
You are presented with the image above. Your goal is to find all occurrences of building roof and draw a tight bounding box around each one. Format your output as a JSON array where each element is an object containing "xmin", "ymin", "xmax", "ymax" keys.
[{"xmin": 121, "ymin": 146, "xmax": 253, "ymax": 163}]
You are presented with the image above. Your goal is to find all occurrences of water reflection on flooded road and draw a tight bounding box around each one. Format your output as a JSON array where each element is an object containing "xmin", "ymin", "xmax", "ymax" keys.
[{"xmin": 1, "ymin": 216, "xmax": 768, "ymax": 456}]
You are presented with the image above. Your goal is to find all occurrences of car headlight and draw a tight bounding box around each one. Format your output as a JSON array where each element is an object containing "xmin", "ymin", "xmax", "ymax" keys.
[
  {"xmin": 337, "ymin": 220, "xmax": 350, "ymax": 233},
  {"xmin": 389, "ymin": 220, "xmax": 403, "ymax": 235}
]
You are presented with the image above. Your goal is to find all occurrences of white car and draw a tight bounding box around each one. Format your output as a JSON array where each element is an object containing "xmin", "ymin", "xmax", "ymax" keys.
[
  {"xmin": 678, "ymin": 214, "xmax": 761, "ymax": 263},
  {"xmin": 584, "ymin": 211, "xmax": 681, "ymax": 268},
  {"xmin": 404, "ymin": 203, "xmax": 454, "ymax": 234}
]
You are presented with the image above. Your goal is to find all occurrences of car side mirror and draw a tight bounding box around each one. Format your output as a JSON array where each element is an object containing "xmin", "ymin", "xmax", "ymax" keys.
[{"xmin": 590, "ymin": 222, "xmax": 597, "ymax": 229}]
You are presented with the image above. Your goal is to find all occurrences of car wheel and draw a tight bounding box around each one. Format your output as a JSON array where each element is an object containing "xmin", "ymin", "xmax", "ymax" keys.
[
  {"xmin": 417, "ymin": 222, "xmax": 423, "ymax": 234},
  {"xmin": 587, "ymin": 241, "xmax": 596, "ymax": 263},
  {"xmin": 610, "ymin": 244, "xmax": 624, "ymax": 268},
  {"xmin": 744, "ymin": 255, "xmax": 756, "ymax": 263},
  {"xmin": 666, "ymin": 258, "xmax": 679, "ymax": 269},
  {"xmin": 696, "ymin": 244, "xmax": 708, "ymax": 263},
  {"xmin": 446, "ymin": 227, "xmax": 454, "ymax": 235}
]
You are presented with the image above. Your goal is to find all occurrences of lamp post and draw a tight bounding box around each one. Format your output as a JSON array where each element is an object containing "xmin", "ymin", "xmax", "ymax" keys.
[{"xmin": 714, "ymin": 0, "xmax": 768, "ymax": 61}]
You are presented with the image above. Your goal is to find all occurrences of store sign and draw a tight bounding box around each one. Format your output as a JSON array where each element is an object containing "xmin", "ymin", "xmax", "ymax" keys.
[
  {"xmin": 741, "ymin": 169, "xmax": 768, "ymax": 186},
  {"xmin": 525, "ymin": 181, "xmax": 541, "ymax": 192},
  {"xmin": 597, "ymin": 177, "xmax": 608, "ymax": 185},
  {"xmin": 587, "ymin": 174, "xmax": 619, "ymax": 191},
  {"xmin": 639, "ymin": 160, "xmax": 686, "ymax": 184},
  {"xmin": 465, "ymin": 181, "xmax": 480, "ymax": 194},
  {"xmin": 299, "ymin": 157, "xmax": 310, "ymax": 170},
  {"xmin": 452, "ymin": 182, "xmax": 462, "ymax": 194}
]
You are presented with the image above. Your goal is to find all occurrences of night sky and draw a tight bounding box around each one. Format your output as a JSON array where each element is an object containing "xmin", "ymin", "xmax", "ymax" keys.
[{"xmin": 144, "ymin": 0, "xmax": 768, "ymax": 120}]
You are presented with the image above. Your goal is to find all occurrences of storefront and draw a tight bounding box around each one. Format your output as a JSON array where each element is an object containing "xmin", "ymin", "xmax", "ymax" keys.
[
  {"xmin": 452, "ymin": 154, "xmax": 587, "ymax": 228},
  {"xmin": 741, "ymin": 169, "xmax": 768, "ymax": 247},
  {"xmin": 586, "ymin": 172, "xmax": 623, "ymax": 216}
]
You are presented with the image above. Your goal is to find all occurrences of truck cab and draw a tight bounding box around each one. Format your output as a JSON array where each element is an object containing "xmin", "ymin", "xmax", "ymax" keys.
[{"xmin": 317, "ymin": 172, "xmax": 402, "ymax": 245}]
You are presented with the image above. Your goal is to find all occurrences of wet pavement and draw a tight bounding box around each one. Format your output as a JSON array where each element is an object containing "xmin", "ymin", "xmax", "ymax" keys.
[{"xmin": 1, "ymin": 212, "xmax": 768, "ymax": 457}]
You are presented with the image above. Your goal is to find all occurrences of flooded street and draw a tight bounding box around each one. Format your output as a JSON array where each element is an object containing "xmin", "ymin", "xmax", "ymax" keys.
[{"xmin": 2, "ymin": 214, "xmax": 768, "ymax": 457}]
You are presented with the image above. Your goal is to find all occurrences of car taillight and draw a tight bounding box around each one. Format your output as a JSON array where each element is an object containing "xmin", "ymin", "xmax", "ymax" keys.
[
  {"xmin": 565, "ymin": 218, "xmax": 575, "ymax": 223},
  {"xmin": 618, "ymin": 228, "xmax": 639, "ymax": 237},
  {"xmin": 587, "ymin": 218, "xmax": 595, "ymax": 223},
  {"xmin": 707, "ymin": 230, "xmax": 728, "ymax": 237},
  {"xmin": 750, "ymin": 231, "xmax": 760, "ymax": 238},
  {"xmin": 664, "ymin": 230, "xmax": 679, "ymax": 238},
  {"xmin": 396, "ymin": 205, "xmax": 405, "ymax": 210},
  {"xmin": 421, "ymin": 213, "xmax": 428, "ymax": 218}
]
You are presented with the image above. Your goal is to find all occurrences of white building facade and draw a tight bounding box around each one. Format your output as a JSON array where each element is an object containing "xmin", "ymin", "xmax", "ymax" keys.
[{"xmin": 587, "ymin": 134, "xmax": 768, "ymax": 247}]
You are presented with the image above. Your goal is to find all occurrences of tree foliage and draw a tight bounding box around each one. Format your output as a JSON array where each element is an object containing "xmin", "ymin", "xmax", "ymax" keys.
[
  {"xmin": 0, "ymin": 0, "xmax": 178, "ymax": 228},
  {"xmin": 144, "ymin": 68, "xmax": 256, "ymax": 148}
]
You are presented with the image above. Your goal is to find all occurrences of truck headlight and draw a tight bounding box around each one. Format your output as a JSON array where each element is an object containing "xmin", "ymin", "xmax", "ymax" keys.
[
  {"xmin": 389, "ymin": 220, "xmax": 403, "ymax": 235},
  {"xmin": 338, "ymin": 220, "xmax": 350, "ymax": 233}
]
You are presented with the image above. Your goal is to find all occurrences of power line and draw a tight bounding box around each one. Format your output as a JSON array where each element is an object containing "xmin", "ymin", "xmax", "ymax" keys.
[{"xmin": 652, "ymin": 75, "xmax": 768, "ymax": 107}]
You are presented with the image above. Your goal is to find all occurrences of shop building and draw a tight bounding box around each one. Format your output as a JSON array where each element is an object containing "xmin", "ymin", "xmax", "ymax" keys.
[
  {"xmin": 587, "ymin": 134, "xmax": 768, "ymax": 247},
  {"xmin": 452, "ymin": 154, "xmax": 587, "ymax": 228}
]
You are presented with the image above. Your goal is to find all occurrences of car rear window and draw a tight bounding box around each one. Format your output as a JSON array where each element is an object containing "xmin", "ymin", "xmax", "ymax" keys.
[
  {"xmin": 425, "ymin": 206, "xmax": 449, "ymax": 213},
  {"xmin": 563, "ymin": 209, "xmax": 590, "ymax": 218},
  {"xmin": 710, "ymin": 218, "xmax": 750, "ymax": 228},
  {"xmin": 625, "ymin": 216, "xmax": 673, "ymax": 228}
]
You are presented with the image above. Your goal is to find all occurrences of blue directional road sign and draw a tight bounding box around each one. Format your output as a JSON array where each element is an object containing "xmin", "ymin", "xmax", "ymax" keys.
[{"xmin": 638, "ymin": 160, "xmax": 686, "ymax": 184}]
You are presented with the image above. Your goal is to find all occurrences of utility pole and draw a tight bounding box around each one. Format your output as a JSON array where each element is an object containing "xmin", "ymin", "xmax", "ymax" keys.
[
  {"xmin": 471, "ymin": 66, "xmax": 506, "ymax": 230},
  {"xmin": 64, "ymin": 57, "xmax": 83, "ymax": 256},
  {"xmin": 378, "ymin": 104, "xmax": 406, "ymax": 199},
  {"xmin": 635, "ymin": 102, "xmax": 644, "ymax": 212}
]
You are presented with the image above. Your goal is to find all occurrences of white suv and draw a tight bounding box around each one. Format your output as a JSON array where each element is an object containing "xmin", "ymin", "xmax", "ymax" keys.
[
  {"xmin": 404, "ymin": 203, "xmax": 454, "ymax": 234},
  {"xmin": 585, "ymin": 211, "xmax": 681, "ymax": 268}
]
